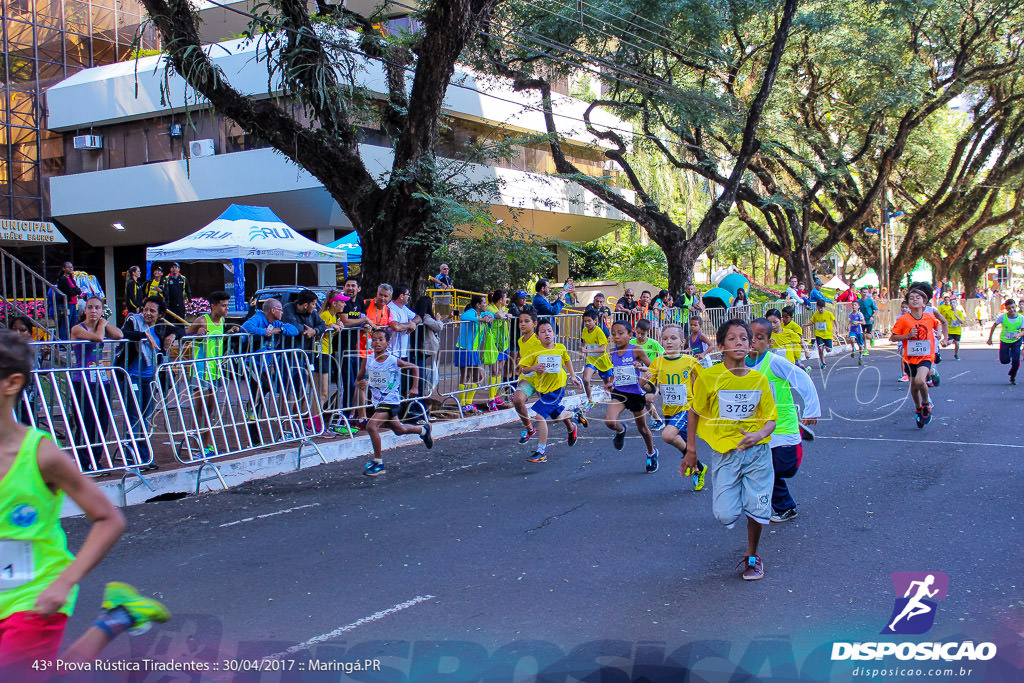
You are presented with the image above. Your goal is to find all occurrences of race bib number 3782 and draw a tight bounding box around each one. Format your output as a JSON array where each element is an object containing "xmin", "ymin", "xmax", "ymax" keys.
[{"xmin": 717, "ymin": 390, "xmax": 761, "ymax": 420}]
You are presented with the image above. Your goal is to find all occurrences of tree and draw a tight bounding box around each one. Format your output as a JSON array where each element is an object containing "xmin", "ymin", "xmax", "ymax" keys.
[
  {"xmin": 140, "ymin": 0, "xmax": 502, "ymax": 294},
  {"xmin": 430, "ymin": 222, "xmax": 560, "ymax": 293},
  {"xmin": 474, "ymin": 0, "xmax": 799, "ymax": 295}
]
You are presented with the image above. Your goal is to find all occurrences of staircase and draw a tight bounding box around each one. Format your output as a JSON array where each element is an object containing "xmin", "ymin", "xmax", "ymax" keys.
[{"xmin": 0, "ymin": 246, "xmax": 64, "ymax": 337}]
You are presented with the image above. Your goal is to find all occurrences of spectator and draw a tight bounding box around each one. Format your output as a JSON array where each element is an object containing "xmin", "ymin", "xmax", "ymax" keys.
[
  {"xmin": 9, "ymin": 316, "xmax": 38, "ymax": 425},
  {"xmin": 637, "ymin": 290, "xmax": 653, "ymax": 321},
  {"xmin": 679, "ymin": 282, "xmax": 705, "ymax": 326},
  {"xmin": 125, "ymin": 266, "xmax": 145, "ymax": 314},
  {"xmin": 796, "ymin": 281, "xmax": 808, "ymax": 300},
  {"xmin": 186, "ymin": 290, "xmax": 237, "ymax": 450},
  {"xmin": 584, "ymin": 292, "xmax": 612, "ymax": 335},
  {"xmin": 56, "ymin": 261, "xmax": 81, "ymax": 339},
  {"xmin": 429, "ymin": 264, "xmax": 455, "ymax": 290},
  {"xmin": 162, "ymin": 263, "xmax": 191, "ymax": 320},
  {"xmin": 70, "ymin": 295, "xmax": 123, "ymax": 471},
  {"xmin": 836, "ymin": 284, "xmax": 857, "ymax": 303},
  {"xmin": 358, "ymin": 284, "xmax": 394, "ymax": 421},
  {"xmin": 454, "ymin": 295, "xmax": 493, "ymax": 414},
  {"xmin": 562, "ymin": 278, "xmax": 577, "ymax": 305},
  {"xmin": 335, "ymin": 277, "xmax": 368, "ymax": 429},
  {"xmin": 242, "ymin": 298, "xmax": 298, "ymax": 350},
  {"xmin": 615, "ymin": 288, "xmax": 638, "ymax": 315},
  {"xmin": 785, "ymin": 276, "xmax": 801, "ymax": 302},
  {"xmin": 507, "ymin": 289, "xmax": 529, "ymax": 357},
  {"xmin": 532, "ymin": 278, "xmax": 565, "ymax": 321},
  {"xmin": 728, "ymin": 288, "xmax": 751, "ymax": 320},
  {"xmin": 483, "ymin": 289, "xmax": 511, "ymax": 410},
  {"xmin": 806, "ymin": 283, "xmax": 833, "ymax": 307},
  {"xmin": 318, "ymin": 290, "xmax": 346, "ymax": 417},
  {"xmin": 282, "ymin": 288, "xmax": 326, "ymax": 350},
  {"xmin": 412, "ymin": 295, "xmax": 443, "ymax": 401},
  {"xmin": 144, "ymin": 265, "xmax": 164, "ymax": 300},
  {"xmin": 387, "ymin": 284, "xmax": 421, "ymax": 361},
  {"xmin": 121, "ymin": 295, "xmax": 177, "ymax": 467}
]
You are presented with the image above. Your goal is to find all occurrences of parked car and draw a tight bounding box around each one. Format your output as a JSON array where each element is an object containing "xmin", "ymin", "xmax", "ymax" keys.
[{"xmin": 235, "ymin": 286, "xmax": 334, "ymax": 325}]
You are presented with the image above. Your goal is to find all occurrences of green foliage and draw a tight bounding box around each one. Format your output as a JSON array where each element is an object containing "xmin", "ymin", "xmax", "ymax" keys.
[{"xmin": 430, "ymin": 222, "xmax": 559, "ymax": 294}]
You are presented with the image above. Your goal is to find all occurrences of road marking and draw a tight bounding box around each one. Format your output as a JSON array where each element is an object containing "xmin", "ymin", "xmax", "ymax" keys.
[
  {"xmin": 948, "ymin": 370, "xmax": 970, "ymax": 381},
  {"xmin": 818, "ymin": 436, "xmax": 1024, "ymax": 449},
  {"xmin": 874, "ymin": 397, "xmax": 906, "ymax": 411},
  {"xmin": 218, "ymin": 503, "xmax": 321, "ymax": 528},
  {"xmin": 266, "ymin": 594, "xmax": 436, "ymax": 659}
]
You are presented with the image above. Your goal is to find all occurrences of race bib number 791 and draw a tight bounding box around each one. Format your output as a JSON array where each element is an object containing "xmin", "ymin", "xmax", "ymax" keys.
[{"xmin": 717, "ymin": 390, "xmax": 761, "ymax": 420}]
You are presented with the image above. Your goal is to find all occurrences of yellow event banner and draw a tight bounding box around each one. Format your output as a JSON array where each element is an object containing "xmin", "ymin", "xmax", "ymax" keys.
[{"xmin": 0, "ymin": 219, "xmax": 68, "ymax": 244}]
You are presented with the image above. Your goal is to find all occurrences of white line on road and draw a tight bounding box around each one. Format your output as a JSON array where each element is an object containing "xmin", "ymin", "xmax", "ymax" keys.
[
  {"xmin": 266, "ymin": 595, "xmax": 436, "ymax": 659},
  {"xmin": 218, "ymin": 503, "xmax": 321, "ymax": 528},
  {"xmin": 874, "ymin": 397, "xmax": 906, "ymax": 411},
  {"xmin": 817, "ymin": 436, "xmax": 1024, "ymax": 449},
  {"xmin": 948, "ymin": 370, "xmax": 970, "ymax": 381}
]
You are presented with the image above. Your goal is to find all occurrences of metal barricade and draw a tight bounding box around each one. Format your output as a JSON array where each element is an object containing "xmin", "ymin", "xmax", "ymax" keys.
[
  {"xmin": 23, "ymin": 365, "xmax": 155, "ymax": 506},
  {"xmin": 155, "ymin": 348, "xmax": 326, "ymax": 492},
  {"xmin": 435, "ymin": 317, "xmax": 518, "ymax": 416}
]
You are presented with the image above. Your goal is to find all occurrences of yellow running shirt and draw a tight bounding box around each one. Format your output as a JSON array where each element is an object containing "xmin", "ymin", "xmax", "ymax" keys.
[
  {"xmin": 691, "ymin": 363, "xmax": 777, "ymax": 453},
  {"xmin": 810, "ymin": 310, "xmax": 835, "ymax": 339},
  {"xmin": 770, "ymin": 328, "xmax": 803, "ymax": 364},
  {"xmin": 581, "ymin": 326, "xmax": 612, "ymax": 372},
  {"xmin": 938, "ymin": 304, "xmax": 962, "ymax": 335},
  {"xmin": 647, "ymin": 354, "xmax": 701, "ymax": 415},
  {"xmin": 519, "ymin": 344, "xmax": 571, "ymax": 394},
  {"xmin": 518, "ymin": 333, "xmax": 545, "ymax": 381}
]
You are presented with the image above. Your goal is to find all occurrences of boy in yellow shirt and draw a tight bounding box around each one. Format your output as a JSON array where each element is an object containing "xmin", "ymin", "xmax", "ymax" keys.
[
  {"xmin": 766, "ymin": 308, "xmax": 803, "ymax": 364},
  {"xmin": 937, "ymin": 294, "xmax": 965, "ymax": 360},
  {"xmin": 643, "ymin": 323, "xmax": 707, "ymax": 489},
  {"xmin": 513, "ymin": 310, "xmax": 544, "ymax": 444},
  {"xmin": 685, "ymin": 319, "xmax": 777, "ymax": 581},
  {"xmin": 580, "ymin": 310, "xmax": 613, "ymax": 411},
  {"xmin": 518, "ymin": 319, "xmax": 587, "ymax": 463},
  {"xmin": 780, "ymin": 305, "xmax": 808, "ymax": 370},
  {"xmin": 805, "ymin": 300, "xmax": 835, "ymax": 369}
]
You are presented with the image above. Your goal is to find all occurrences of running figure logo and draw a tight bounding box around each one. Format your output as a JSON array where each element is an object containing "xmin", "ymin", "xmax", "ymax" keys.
[{"xmin": 882, "ymin": 571, "xmax": 949, "ymax": 635}]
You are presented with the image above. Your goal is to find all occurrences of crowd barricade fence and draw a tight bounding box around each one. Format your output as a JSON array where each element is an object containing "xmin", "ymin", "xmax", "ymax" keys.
[
  {"xmin": 23, "ymin": 363, "xmax": 155, "ymax": 506},
  {"xmin": 155, "ymin": 348, "xmax": 326, "ymax": 492}
]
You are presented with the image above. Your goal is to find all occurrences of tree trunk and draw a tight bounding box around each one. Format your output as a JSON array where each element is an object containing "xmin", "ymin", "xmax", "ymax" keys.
[{"xmin": 962, "ymin": 261, "xmax": 984, "ymax": 299}]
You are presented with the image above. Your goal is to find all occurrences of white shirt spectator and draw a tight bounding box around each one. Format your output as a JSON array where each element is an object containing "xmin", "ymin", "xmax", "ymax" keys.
[{"xmin": 387, "ymin": 300, "xmax": 417, "ymax": 358}]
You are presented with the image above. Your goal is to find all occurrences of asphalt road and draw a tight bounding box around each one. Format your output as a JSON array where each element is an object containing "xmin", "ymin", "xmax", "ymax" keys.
[{"xmin": 55, "ymin": 338, "xmax": 1023, "ymax": 682}]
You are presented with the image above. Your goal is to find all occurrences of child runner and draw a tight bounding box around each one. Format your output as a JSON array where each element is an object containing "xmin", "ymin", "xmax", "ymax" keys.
[
  {"xmin": 746, "ymin": 318, "xmax": 821, "ymax": 523},
  {"xmin": 805, "ymin": 300, "xmax": 835, "ymax": 369},
  {"xmin": 987, "ymin": 299, "xmax": 1023, "ymax": 385},
  {"xmin": 357, "ymin": 328, "xmax": 433, "ymax": 476},
  {"xmin": 938, "ymin": 295, "xmax": 966, "ymax": 360},
  {"xmin": 896, "ymin": 300, "xmax": 911, "ymax": 382},
  {"xmin": 454, "ymin": 295, "xmax": 493, "ymax": 415},
  {"xmin": 0, "ymin": 330, "xmax": 169, "ymax": 678},
  {"xmin": 685, "ymin": 319, "xmax": 777, "ymax": 580},
  {"xmin": 890, "ymin": 286, "xmax": 947, "ymax": 427},
  {"xmin": 518, "ymin": 319, "xmax": 587, "ymax": 463},
  {"xmin": 513, "ymin": 309, "xmax": 543, "ymax": 443},
  {"xmin": 580, "ymin": 310, "xmax": 613, "ymax": 411},
  {"xmin": 631, "ymin": 318, "xmax": 666, "ymax": 429},
  {"xmin": 642, "ymin": 324, "xmax": 707, "ymax": 489},
  {"xmin": 605, "ymin": 320, "xmax": 658, "ymax": 472},
  {"xmin": 780, "ymin": 305, "xmax": 808, "ymax": 371},
  {"xmin": 765, "ymin": 309, "xmax": 802, "ymax": 364},
  {"xmin": 848, "ymin": 306, "xmax": 866, "ymax": 364},
  {"xmin": 483, "ymin": 290, "xmax": 511, "ymax": 411},
  {"xmin": 685, "ymin": 316, "xmax": 713, "ymax": 360}
]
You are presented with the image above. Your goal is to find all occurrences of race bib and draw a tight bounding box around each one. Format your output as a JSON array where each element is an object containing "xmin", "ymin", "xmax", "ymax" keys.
[
  {"xmin": 539, "ymin": 354, "xmax": 563, "ymax": 374},
  {"xmin": 0, "ymin": 540, "xmax": 34, "ymax": 591},
  {"xmin": 661, "ymin": 384, "xmax": 687, "ymax": 407},
  {"xmin": 717, "ymin": 390, "xmax": 761, "ymax": 420},
  {"xmin": 584, "ymin": 344, "xmax": 604, "ymax": 355},
  {"xmin": 907, "ymin": 340, "xmax": 930, "ymax": 357},
  {"xmin": 368, "ymin": 369, "xmax": 391, "ymax": 390},
  {"xmin": 814, "ymin": 322, "xmax": 828, "ymax": 332},
  {"xmin": 613, "ymin": 365, "xmax": 638, "ymax": 387}
]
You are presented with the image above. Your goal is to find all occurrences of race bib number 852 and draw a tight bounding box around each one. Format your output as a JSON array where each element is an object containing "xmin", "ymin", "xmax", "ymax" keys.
[{"xmin": 717, "ymin": 390, "xmax": 761, "ymax": 420}]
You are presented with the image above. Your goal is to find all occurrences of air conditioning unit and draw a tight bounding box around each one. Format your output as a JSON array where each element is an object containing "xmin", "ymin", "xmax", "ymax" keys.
[
  {"xmin": 73, "ymin": 135, "xmax": 103, "ymax": 150},
  {"xmin": 190, "ymin": 139, "xmax": 215, "ymax": 158}
]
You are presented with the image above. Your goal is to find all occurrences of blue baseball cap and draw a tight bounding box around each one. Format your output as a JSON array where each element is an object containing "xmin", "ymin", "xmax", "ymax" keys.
[{"xmin": 514, "ymin": 290, "xmax": 528, "ymax": 299}]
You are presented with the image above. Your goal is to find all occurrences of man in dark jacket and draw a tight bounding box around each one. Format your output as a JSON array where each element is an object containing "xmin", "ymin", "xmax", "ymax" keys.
[
  {"xmin": 282, "ymin": 289, "xmax": 326, "ymax": 351},
  {"xmin": 532, "ymin": 279, "xmax": 565, "ymax": 322},
  {"xmin": 162, "ymin": 262, "xmax": 191, "ymax": 320},
  {"xmin": 55, "ymin": 261, "xmax": 81, "ymax": 339}
]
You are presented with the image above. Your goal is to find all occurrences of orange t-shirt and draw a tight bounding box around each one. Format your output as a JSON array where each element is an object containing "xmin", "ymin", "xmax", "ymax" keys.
[{"xmin": 892, "ymin": 312, "xmax": 940, "ymax": 364}]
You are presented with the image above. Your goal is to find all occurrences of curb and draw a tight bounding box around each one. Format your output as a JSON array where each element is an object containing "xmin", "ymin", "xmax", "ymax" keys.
[{"xmin": 62, "ymin": 388, "xmax": 605, "ymax": 518}]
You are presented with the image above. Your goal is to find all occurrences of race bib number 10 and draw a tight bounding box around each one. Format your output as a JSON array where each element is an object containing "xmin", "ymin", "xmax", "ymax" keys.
[
  {"xmin": 717, "ymin": 390, "xmax": 761, "ymax": 420},
  {"xmin": 0, "ymin": 540, "xmax": 34, "ymax": 591}
]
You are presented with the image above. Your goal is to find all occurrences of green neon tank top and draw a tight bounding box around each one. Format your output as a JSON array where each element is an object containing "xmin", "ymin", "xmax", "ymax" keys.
[
  {"xmin": 757, "ymin": 354, "xmax": 798, "ymax": 436},
  {"xmin": 0, "ymin": 428, "xmax": 78, "ymax": 620},
  {"xmin": 198, "ymin": 314, "xmax": 225, "ymax": 381},
  {"xmin": 1001, "ymin": 314, "xmax": 1023, "ymax": 344}
]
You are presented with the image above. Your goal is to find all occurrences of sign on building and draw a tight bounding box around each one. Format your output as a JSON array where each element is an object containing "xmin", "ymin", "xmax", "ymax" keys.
[{"xmin": 0, "ymin": 220, "xmax": 69, "ymax": 245}]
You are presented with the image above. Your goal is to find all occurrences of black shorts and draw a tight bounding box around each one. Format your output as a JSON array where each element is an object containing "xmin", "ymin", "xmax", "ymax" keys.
[
  {"xmin": 318, "ymin": 355, "xmax": 335, "ymax": 374},
  {"xmin": 371, "ymin": 403, "xmax": 401, "ymax": 418},
  {"xmin": 611, "ymin": 390, "xmax": 647, "ymax": 413},
  {"xmin": 814, "ymin": 337, "xmax": 833, "ymax": 348},
  {"xmin": 864, "ymin": 322, "xmax": 874, "ymax": 333},
  {"xmin": 908, "ymin": 360, "xmax": 933, "ymax": 372},
  {"xmin": 947, "ymin": 333, "xmax": 961, "ymax": 341}
]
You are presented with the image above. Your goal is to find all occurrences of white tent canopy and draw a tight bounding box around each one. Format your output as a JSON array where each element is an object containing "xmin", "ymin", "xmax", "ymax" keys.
[
  {"xmin": 823, "ymin": 274, "xmax": 848, "ymax": 290},
  {"xmin": 146, "ymin": 204, "xmax": 346, "ymax": 310}
]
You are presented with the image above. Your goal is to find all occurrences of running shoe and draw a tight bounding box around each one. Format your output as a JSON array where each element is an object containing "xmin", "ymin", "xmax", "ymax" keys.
[
  {"xmin": 850, "ymin": 350, "xmax": 855, "ymax": 358},
  {"xmin": 567, "ymin": 424, "xmax": 579, "ymax": 447},
  {"xmin": 101, "ymin": 582, "xmax": 171, "ymax": 635},
  {"xmin": 202, "ymin": 445, "xmax": 216, "ymax": 457},
  {"xmin": 525, "ymin": 451, "xmax": 547, "ymax": 463},
  {"xmin": 331, "ymin": 424, "xmax": 357, "ymax": 436},
  {"xmin": 920, "ymin": 404, "xmax": 932, "ymax": 425},
  {"xmin": 898, "ymin": 374, "xmax": 909, "ymax": 382},
  {"xmin": 650, "ymin": 419, "xmax": 664, "ymax": 431},
  {"xmin": 799, "ymin": 423, "xmax": 815, "ymax": 441},
  {"xmin": 931, "ymin": 373, "xmax": 940, "ymax": 387},
  {"xmin": 863, "ymin": 350, "xmax": 869, "ymax": 356},
  {"xmin": 1011, "ymin": 377, "xmax": 1017, "ymax": 386},
  {"xmin": 493, "ymin": 397, "xmax": 508, "ymax": 408},
  {"xmin": 583, "ymin": 400, "xmax": 596, "ymax": 412},
  {"xmin": 518, "ymin": 425, "xmax": 537, "ymax": 443},
  {"xmin": 858, "ymin": 354, "xmax": 863, "ymax": 366},
  {"xmin": 574, "ymin": 408, "xmax": 589, "ymax": 428},
  {"xmin": 363, "ymin": 461, "xmax": 386, "ymax": 476},
  {"xmin": 420, "ymin": 423, "xmax": 433, "ymax": 449},
  {"xmin": 954, "ymin": 354, "xmax": 959, "ymax": 360},
  {"xmin": 645, "ymin": 449, "xmax": 659, "ymax": 473},
  {"xmin": 737, "ymin": 555, "xmax": 764, "ymax": 581},
  {"xmin": 771, "ymin": 508, "xmax": 798, "ymax": 523},
  {"xmin": 926, "ymin": 379, "xmax": 934, "ymax": 387},
  {"xmin": 819, "ymin": 362, "xmax": 826, "ymax": 369},
  {"xmin": 915, "ymin": 408, "xmax": 924, "ymax": 429},
  {"xmin": 613, "ymin": 425, "xmax": 627, "ymax": 450},
  {"xmin": 485, "ymin": 399, "xmax": 499, "ymax": 412},
  {"xmin": 693, "ymin": 462, "xmax": 708, "ymax": 491},
  {"xmin": 463, "ymin": 404, "xmax": 480, "ymax": 415}
]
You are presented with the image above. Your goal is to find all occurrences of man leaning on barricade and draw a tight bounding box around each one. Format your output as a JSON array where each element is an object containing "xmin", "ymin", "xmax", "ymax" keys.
[{"xmin": 241, "ymin": 298, "xmax": 299, "ymax": 429}]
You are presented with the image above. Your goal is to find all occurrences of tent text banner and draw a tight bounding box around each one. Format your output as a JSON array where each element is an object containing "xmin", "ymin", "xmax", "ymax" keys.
[{"xmin": 0, "ymin": 220, "xmax": 68, "ymax": 245}]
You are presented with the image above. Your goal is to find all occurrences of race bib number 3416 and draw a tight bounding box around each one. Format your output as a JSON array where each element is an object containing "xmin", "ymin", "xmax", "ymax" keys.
[{"xmin": 717, "ymin": 390, "xmax": 761, "ymax": 420}]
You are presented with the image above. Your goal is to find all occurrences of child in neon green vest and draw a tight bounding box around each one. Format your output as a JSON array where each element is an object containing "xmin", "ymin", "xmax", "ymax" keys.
[{"xmin": 987, "ymin": 298, "xmax": 1023, "ymax": 385}]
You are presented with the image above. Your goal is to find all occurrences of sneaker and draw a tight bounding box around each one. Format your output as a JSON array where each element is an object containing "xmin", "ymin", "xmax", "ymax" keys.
[
  {"xmin": 898, "ymin": 374, "xmax": 909, "ymax": 382},
  {"xmin": 363, "ymin": 461, "xmax": 386, "ymax": 477},
  {"xmin": 574, "ymin": 408, "xmax": 589, "ymax": 428},
  {"xmin": 850, "ymin": 350, "xmax": 855, "ymax": 358},
  {"xmin": 331, "ymin": 424, "xmax": 357, "ymax": 436},
  {"xmin": 202, "ymin": 445, "xmax": 216, "ymax": 457},
  {"xmin": 518, "ymin": 425, "xmax": 537, "ymax": 444},
  {"xmin": 819, "ymin": 362, "xmax": 826, "ymax": 369},
  {"xmin": 567, "ymin": 425, "xmax": 579, "ymax": 447},
  {"xmin": 493, "ymin": 397, "xmax": 507, "ymax": 408},
  {"xmin": 613, "ymin": 425, "xmax": 626, "ymax": 450},
  {"xmin": 1012, "ymin": 377, "xmax": 1018, "ymax": 386},
  {"xmin": 420, "ymin": 423, "xmax": 433, "ymax": 449},
  {"xmin": 863, "ymin": 350, "xmax": 869, "ymax": 356},
  {"xmin": 525, "ymin": 451, "xmax": 547, "ymax": 463},
  {"xmin": 693, "ymin": 462, "xmax": 708, "ymax": 491},
  {"xmin": 463, "ymin": 405, "xmax": 480, "ymax": 415},
  {"xmin": 645, "ymin": 449, "xmax": 659, "ymax": 473},
  {"xmin": 583, "ymin": 400, "xmax": 595, "ymax": 412},
  {"xmin": 954, "ymin": 354, "xmax": 959, "ymax": 360},
  {"xmin": 799, "ymin": 423, "xmax": 815, "ymax": 441},
  {"xmin": 858, "ymin": 354, "xmax": 863, "ymax": 366},
  {"xmin": 485, "ymin": 399, "xmax": 499, "ymax": 412},
  {"xmin": 915, "ymin": 408, "xmax": 924, "ymax": 429},
  {"xmin": 926, "ymin": 379, "xmax": 934, "ymax": 387},
  {"xmin": 102, "ymin": 582, "xmax": 171, "ymax": 634},
  {"xmin": 771, "ymin": 507, "xmax": 798, "ymax": 523},
  {"xmin": 649, "ymin": 419, "xmax": 664, "ymax": 431},
  {"xmin": 931, "ymin": 373, "xmax": 940, "ymax": 387},
  {"xmin": 736, "ymin": 555, "xmax": 764, "ymax": 581},
  {"xmin": 920, "ymin": 404, "xmax": 932, "ymax": 425}
]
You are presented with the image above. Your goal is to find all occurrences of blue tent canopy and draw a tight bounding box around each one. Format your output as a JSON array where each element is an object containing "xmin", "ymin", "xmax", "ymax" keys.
[{"xmin": 327, "ymin": 232, "xmax": 362, "ymax": 262}]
